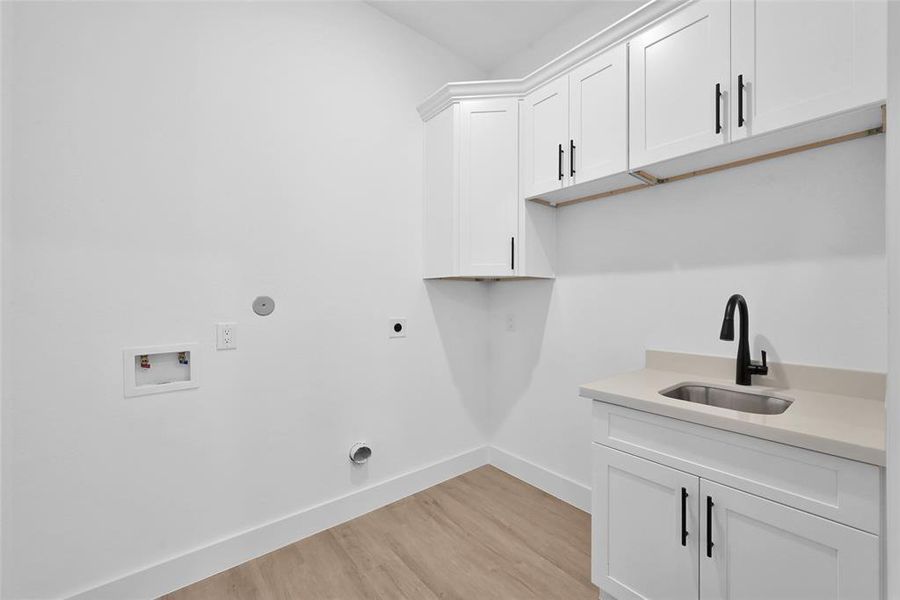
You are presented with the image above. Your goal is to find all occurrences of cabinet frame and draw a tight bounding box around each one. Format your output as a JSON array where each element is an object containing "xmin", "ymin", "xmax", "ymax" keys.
[
  {"xmin": 594, "ymin": 441, "xmax": 882, "ymax": 600},
  {"xmin": 592, "ymin": 401, "xmax": 881, "ymax": 533},
  {"xmin": 591, "ymin": 402, "xmax": 883, "ymax": 600},
  {"xmin": 423, "ymin": 98, "xmax": 556, "ymax": 280},
  {"xmin": 424, "ymin": 0, "xmax": 887, "ymax": 256}
]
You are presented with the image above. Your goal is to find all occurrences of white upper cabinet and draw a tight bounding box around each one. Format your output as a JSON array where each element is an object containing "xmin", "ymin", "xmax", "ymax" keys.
[
  {"xmin": 423, "ymin": 98, "xmax": 555, "ymax": 279},
  {"xmin": 458, "ymin": 99, "xmax": 519, "ymax": 277},
  {"xmin": 421, "ymin": 0, "xmax": 887, "ymax": 275},
  {"xmin": 629, "ymin": 0, "xmax": 731, "ymax": 169},
  {"xmin": 569, "ymin": 45, "xmax": 628, "ymax": 185},
  {"xmin": 522, "ymin": 43, "xmax": 629, "ymax": 202},
  {"xmin": 700, "ymin": 479, "xmax": 879, "ymax": 600},
  {"xmin": 521, "ymin": 76, "xmax": 569, "ymax": 199},
  {"xmin": 730, "ymin": 0, "xmax": 887, "ymax": 141}
]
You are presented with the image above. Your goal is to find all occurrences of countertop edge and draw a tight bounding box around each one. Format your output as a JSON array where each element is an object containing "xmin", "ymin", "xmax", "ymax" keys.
[{"xmin": 580, "ymin": 386, "xmax": 886, "ymax": 467}]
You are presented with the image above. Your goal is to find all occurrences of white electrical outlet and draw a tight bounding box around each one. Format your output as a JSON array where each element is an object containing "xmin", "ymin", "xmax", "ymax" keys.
[
  {"xmin": 505, "ymin": 314, "xmax": 516, "ymax": 332},
  {"xmin": 389, "ymin": 319, "xmax": 407, "ymax": 338},
  {"xmin": 216, "ymin": 322, "xmax": 237, "ymax": 350}
]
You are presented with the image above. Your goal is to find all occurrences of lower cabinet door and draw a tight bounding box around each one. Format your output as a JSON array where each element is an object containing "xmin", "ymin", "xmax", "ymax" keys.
[
  {"xmin": 592, "ymin": 444, "xmax": 700, "ymax": 600},
  {"xmin": 699, "ymin": 479, "xmax": 880, "ymax": 600}
]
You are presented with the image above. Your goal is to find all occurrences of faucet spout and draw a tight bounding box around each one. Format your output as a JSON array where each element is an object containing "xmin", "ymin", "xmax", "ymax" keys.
[
  {"xmin": 719, "ymin": 294, "xmax": 768, "ymax": 386},
  {"xmin": 719, "ymin": 294, "xmax": 748, "ymax": 342}
]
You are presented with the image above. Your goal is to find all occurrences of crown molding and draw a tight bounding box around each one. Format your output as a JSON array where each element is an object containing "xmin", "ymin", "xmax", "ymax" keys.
[{"xmin": 416, "ymin": 0, "xmax": 690, "ymax": 121}]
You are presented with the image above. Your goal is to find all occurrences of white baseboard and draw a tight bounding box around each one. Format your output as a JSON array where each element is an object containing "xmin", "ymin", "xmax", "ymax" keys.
[
  {"xmin": 66, "ymin": 445, "xmax": 591, "ymax": 600},
  {"xmin": 67, "ymin": 446, "xmax": 490, "ymax": 600},
  {"xmin": 488, "ymin": 446, "xmax": 591, "ymax": 513}
]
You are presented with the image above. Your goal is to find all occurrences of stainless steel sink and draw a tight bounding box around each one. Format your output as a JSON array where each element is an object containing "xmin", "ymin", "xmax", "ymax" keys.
[{"xmin": 660, "ymin": 384, "xmax": 793, "ymax": 415}]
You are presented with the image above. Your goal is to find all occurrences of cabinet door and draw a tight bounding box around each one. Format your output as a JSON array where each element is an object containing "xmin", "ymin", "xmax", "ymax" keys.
[
  {"xmin": 592, "ymin": 445, "xmax": 700, "ymax": 600},
  {"xmin": 569, "ymin": 44, "xmax": 628, "ymax": 185},
  {"xmin": 731, "ymin": 0, "xmax": 886, "ymax": 141},
  {"xmin": 629, "ymin": 0, "xmax": 730, "ymax": 169},
  {"xmin": 700, "ymin": 479, "xmax": 879, "ymax": 600},
  {"xmin": 458, "ymin": 99, "xmax": 518, "ymax": 277},
  {"xmin": 521, "ymin": 76, "xmax": 569, "ymax": 198}
]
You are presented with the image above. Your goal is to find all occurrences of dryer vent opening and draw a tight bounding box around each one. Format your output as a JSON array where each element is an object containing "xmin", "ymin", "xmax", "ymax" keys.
[{"xmin": 349, "ymin": 442, "xmax": 372, "ymax": 464}]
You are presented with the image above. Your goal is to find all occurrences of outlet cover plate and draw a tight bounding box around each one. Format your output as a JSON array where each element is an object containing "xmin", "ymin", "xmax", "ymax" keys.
[
  {"xmin": 389, "ymin": 319, "xmax": 407, "ymax": 338},
  {"xmin": 217, "ymin": 322, "xmax": 237, "ymax": 350}
]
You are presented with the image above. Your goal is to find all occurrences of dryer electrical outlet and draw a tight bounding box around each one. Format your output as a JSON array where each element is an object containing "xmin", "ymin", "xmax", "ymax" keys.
[{"xmin": 389, "ymin": 319, "xmax": 407, "ymax": 338}]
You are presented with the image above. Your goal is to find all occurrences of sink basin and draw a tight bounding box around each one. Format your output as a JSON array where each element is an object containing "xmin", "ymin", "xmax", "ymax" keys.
[{"xmin": 660, "ymin": 384, "xmax": 793, "ymax": 415}]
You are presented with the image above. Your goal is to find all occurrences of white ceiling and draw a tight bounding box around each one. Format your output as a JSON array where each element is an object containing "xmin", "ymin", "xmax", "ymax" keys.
[{"xmin": 368, "ymin": 1, "xmax": 610, "ymax": 73}]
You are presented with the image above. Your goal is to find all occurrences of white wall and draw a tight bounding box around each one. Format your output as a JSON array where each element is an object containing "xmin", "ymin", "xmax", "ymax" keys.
[
  {"xmin": 2, "ymin": 2, "xmax": 892, "ymax": 598},
  {"xmin": 884, "ymin": 2, "xmax": 899, "ymax": 598},
  {"xmin": 488, "ymin": 136, "xmax": 887, "ymax": 490},
  {"xmin": 0, "ymin": 4, "xmax": 5, "ymax": 596},
  {"xmin": 1, "ymin": 3, "xmax": 488, "ymax": 598},
  {"xmin": 488, "ymin": 0, "xmax": 644, "ymax": 79}
]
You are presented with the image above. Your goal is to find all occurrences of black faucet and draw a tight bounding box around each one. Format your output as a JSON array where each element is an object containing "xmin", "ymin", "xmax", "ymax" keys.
[{"xmin": 719, "ymin": 294, "xmax": 768, "ymax": 386}]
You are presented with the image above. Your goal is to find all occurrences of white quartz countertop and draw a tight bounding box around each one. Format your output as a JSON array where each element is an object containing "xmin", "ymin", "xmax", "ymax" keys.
[{"xmin": 579, "ymin": 351, "xmax": 886, "ymax": 466}]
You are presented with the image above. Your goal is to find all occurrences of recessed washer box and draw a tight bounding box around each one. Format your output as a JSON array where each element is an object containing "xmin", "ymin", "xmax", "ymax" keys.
[{"xmin": 123, "ymin": 343, "xmax": 199, "ymax": 398}]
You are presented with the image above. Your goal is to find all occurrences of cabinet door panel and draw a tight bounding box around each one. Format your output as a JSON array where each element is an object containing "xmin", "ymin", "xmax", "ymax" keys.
[
  {"xmin": 458, "ymin": 99, "xmax": 518, "ymax": 276},
  {"xmin": 731, "ymin": 0, "xmax": 886, "ymax": 140},
  {"xmin": 569, "ymin": 45, "xmax": 628, "ymax": 184},
  {"xmin": 629, "ymin": 0, "xmax": 730, "ymax": 168},
  {"xmin": 521, "ymin": 77, "xmax": 569, "ymax": 198},
  {"xmin": 700, "ymin": 479, "xmax": 879, "ymax": 600},
  {"xmin": 592, "ymin": 444, "xmax": 700, "ymax": 600}
]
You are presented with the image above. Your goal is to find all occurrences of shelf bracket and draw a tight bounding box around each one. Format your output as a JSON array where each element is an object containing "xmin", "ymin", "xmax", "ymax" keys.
[{"xmin": 630, "ymin": 170, "xmax": 662, "ymax": 185}]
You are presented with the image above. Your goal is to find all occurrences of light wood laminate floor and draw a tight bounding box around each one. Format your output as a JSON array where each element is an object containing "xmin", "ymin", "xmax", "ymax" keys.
[{"xmin": 162, "ymin": 465, "xmax": 597, "ymax": 600}]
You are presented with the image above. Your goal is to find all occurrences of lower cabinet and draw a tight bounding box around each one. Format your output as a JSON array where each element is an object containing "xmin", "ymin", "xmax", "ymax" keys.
[
  {"xmin": 593, "ymin": 444, "xmax": 880, "ymax": 600},
  {"xmin": 700, "ymin": 478, "xmax": 879, "ymax": 600},
  {"xmin": 592, "ymin": 445, "xmax": 699, "ymax": 600}
]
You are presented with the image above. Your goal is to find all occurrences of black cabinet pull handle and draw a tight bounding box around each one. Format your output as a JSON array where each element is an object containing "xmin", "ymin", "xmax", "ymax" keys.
[
  {"xmin": 558, "ymin": 144, "xmax": 564, "ymax": 181},
  {"xmin": 510, "ymin": 237, "xmax": 515, "ymax": 270},
  {"xmin": 715, "ymin": 83, "xmax": 722, "ymax": 134},
  {"xmin": 738, "ymin": 74, "xmax": 745, "ymax": 127},
  {"xmin": 706, "ymin": 496, "xmax": 715, "ymax": 558},
  {"xmin": 681, "ymin": 487, "xmax": 689, "ymax": 547},
  {"xmin": 570, "ymin": 139, "xmax": 576, "ymax": 177}
]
